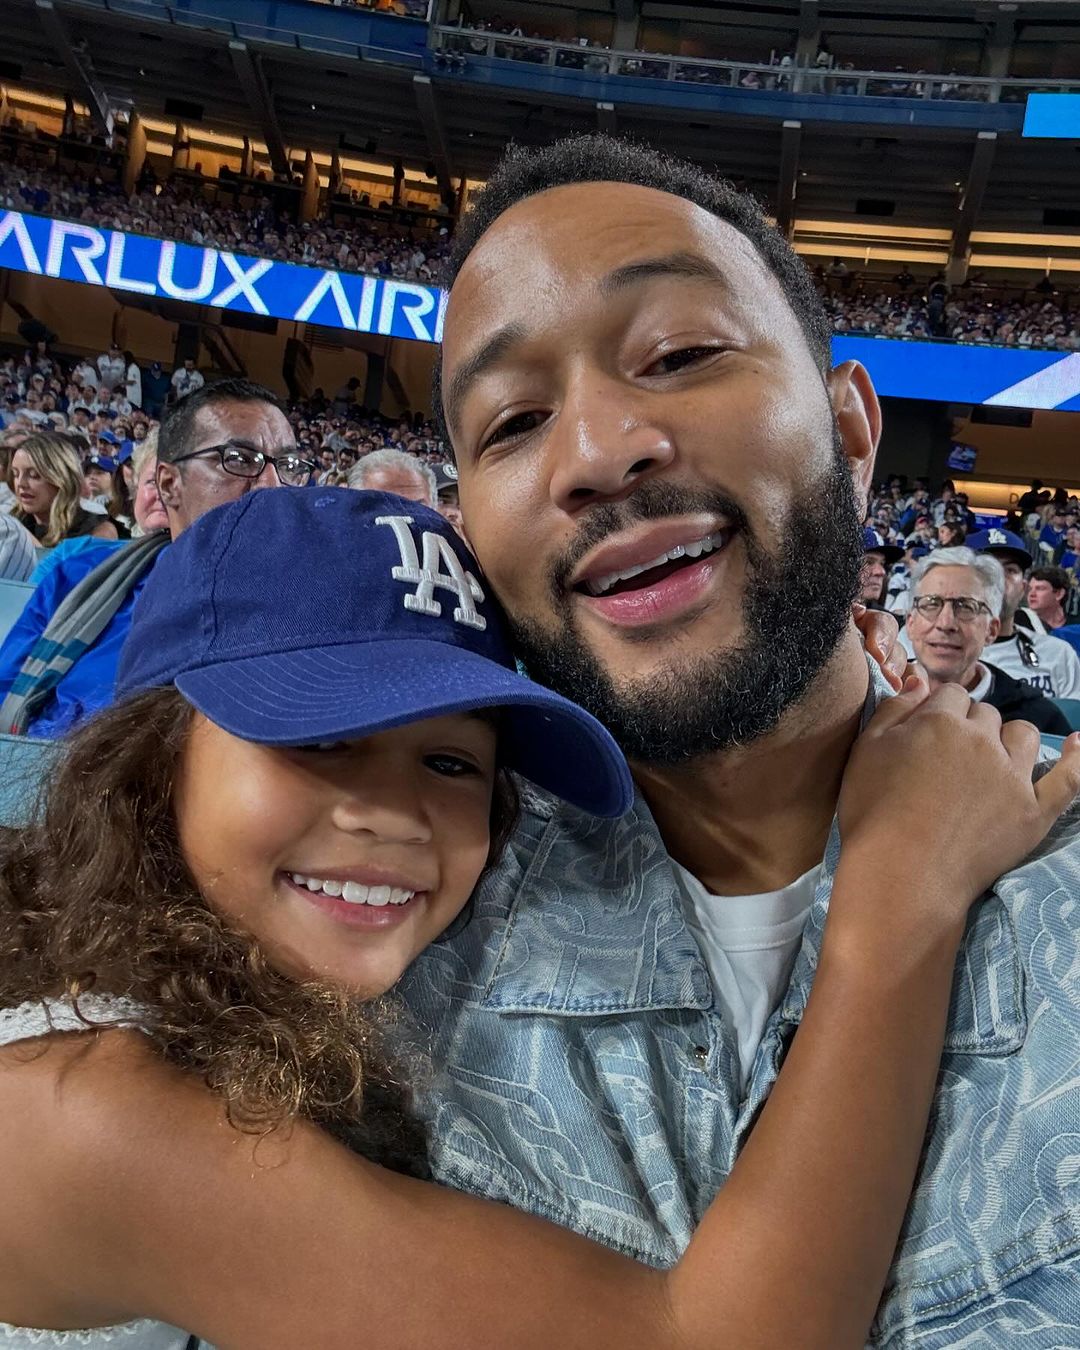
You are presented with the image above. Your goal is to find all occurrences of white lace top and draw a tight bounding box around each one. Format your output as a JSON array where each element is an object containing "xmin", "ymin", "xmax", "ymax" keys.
[{"xmin": 0, "ymin": 997, "xmax": 206, "ymax": 1350}]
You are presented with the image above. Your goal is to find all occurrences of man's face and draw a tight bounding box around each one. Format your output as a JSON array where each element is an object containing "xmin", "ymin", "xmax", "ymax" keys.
[
  {"xmin": 994, "ymin": 556, "xmax": 1026, "ymax": 618},
  {"xmin": 859, "ymin": 551, "xmax": 887, "ymax": 604},
  {"xmin": 441, "ymin": 182, "xmax": 878, "ymax": 764},
  {"xmin": 1028, "ymin": 577, "xmax": 1064, "ymax": 617},
  {"xmin": 362, "ymin": 466, "xmax": 431, "ymax": 504},
  {"xmin": 907, "ymin": 564, "xmax": 999, "ymax": 686},
  {"xmin": 156, "ymin": 400, "xmax": 295, "ymax": 536}
]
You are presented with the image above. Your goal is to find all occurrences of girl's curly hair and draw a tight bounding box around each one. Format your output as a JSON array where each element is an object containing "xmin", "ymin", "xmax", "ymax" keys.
[{"xmin": 0, "ymin": 689, "xmax": 520, "ymax": 1176}]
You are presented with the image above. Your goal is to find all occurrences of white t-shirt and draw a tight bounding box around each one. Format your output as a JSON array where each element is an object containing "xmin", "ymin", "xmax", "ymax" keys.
[
  {"xmin": 673, "ymin": 862, "xmax": 819, "ymax": 1093},
  {"xmin": 987, "ymin": 631, "xmax": 1080, "ymax": 699}
]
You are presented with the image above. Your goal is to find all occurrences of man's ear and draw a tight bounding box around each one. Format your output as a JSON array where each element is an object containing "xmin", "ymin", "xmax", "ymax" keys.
[
  {"xmin": 828, "ymin": 361, "xmax": 881, "ymax": 519},
  {"xmin": 155, "ymin": 462, "xmax": 183, "ymax": 510},
  {"xmin": 987, "ymin": 615, "xmax": 1001, "ymax": 644}
]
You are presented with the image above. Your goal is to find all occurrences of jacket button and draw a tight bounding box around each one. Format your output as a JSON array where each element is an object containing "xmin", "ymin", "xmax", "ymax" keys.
[{"xmin": 692, "ymin": 1045, "xmax": 709, "ymax": 1065}]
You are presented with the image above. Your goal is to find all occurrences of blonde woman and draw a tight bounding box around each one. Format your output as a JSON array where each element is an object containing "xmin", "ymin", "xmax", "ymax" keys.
[
  {"xmin": 10, "ymin": 426, "xmax": 119, "ymax": 542},
  {"xmin": 9, "ymin": 431, "xmax": 119, "ymax": 546}
]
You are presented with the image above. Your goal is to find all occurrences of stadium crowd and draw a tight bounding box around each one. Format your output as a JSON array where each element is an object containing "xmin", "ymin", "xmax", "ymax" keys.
[
  {"xmin": 819, "ymin": 267, "xmax": 1080, "ymax": 349},
  {"xmin": 4, "ymin": 156, "xmax": 1079, "ymax": 351},
  {"xmin": 0, "ymin": 161, "xmax": 451, "ymax": 285}
]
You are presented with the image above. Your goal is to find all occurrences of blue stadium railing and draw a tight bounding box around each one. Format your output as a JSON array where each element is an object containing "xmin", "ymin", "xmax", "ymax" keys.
[{"xmin": 54, "ymin": 0, "xmax": 1080, "ymax": 131}]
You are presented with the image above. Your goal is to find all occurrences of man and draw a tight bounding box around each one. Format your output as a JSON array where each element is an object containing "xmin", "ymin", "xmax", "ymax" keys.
[
  {"xmin": 434, "ymin": 461, "xmax": 465, "ymax": 538},
  {"xmin": 967, "ymin": 526, "xmax": 1080, "ymax": 699},
  {"xmin": 859, "ymin": 527, "xmax": 901, "ymax": 608},
  {"xmin": 347, "ymin": 447, "xmax": 437, "ymax": 506},
  {"xmin": 403, "ymin": 135, "xmax": 1080, "ymax": 1345},
  {"xmin": 97, "ymin": 341, "xmax": 126, "ymax": 393},
  {"xmin": 1027, "ymin": 565, "xmax": 1072, "ymax": 634},
  {"xmin": 170, "ymin": 357, "xmax": 205, "ymax": 402},
  {"xmin": 0, "ymin": 379, "xmax": 301, "ymax": 738},
  {"xmin": 1037, "ymin": 506, "xmax": 1068, "ymax": 561},
  {"xmin": 906, "ymin": 546, "xmax": 1068, "ymax": 734}
]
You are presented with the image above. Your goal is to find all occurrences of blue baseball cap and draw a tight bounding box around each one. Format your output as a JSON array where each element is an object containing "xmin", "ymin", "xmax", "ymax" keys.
[
  {"xmin": 117, "ymin": 488, "xmax": 634, "ymax": 818},
  {"xmin": 966, "ymin": 526, "xmax": 1032, "ymax": 569},
  {"xmin": 98, "ymin": 429, "xmax": 120, "ymax": 446},
  {"xmin": 862, "ymin": 527, "xmax": 902, "ymax": 565},
  {"xmin": 85, "ymin": 453, "xmax": 118, "ymax": 473}
]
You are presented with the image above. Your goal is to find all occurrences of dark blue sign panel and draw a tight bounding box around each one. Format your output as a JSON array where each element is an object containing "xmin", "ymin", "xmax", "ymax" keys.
[
  {"xmin": 833, "ymin": 336, "xmax": 1080, "ymax": 412},
  {"xmin": 0, "ymin": 209, "xmax": 447, "ymax": 343},
  {"xmin": 1023, "ymin": 93, "xmax": 1080, "ymax": 139}
]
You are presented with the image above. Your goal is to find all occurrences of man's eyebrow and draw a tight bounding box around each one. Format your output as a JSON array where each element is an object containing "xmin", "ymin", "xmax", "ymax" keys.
[
  {"xmin": 443, "ymin": 321, "xmax": 529, "ymax": 435},
  {"xmin": 598, "ymin": 250, "xmax": 728, "ymax": 296}
]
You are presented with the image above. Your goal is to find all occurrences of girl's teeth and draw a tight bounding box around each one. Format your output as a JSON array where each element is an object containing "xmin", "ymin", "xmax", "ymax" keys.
[{"xmin": 288, "ymin": 874, "xmax": 415, "ymax": 906}]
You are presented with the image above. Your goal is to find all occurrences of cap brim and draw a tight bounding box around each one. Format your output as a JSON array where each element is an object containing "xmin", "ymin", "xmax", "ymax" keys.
[
  {"xmin": 985, "ymin": 546, "xmax": 1033, "ymax": 569},
  {"xmin": 175, "ymin": 639, "xmax": 633, "ymax": 818}
]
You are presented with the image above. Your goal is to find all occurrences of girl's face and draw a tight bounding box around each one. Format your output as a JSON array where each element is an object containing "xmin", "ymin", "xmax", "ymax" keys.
[
  {"xmin": 84, "ymin": 466, "xmax": 114, "ymax": 497},
  {"xmin": 11, "ymin": 450, "xmax": 57, "ymax": 518},
  {"xmin": 175, "ymin": 711, "xmax": 497, "ymax": 996}
]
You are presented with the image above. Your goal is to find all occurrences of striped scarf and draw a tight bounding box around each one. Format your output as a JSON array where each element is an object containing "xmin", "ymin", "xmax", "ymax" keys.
[{"xmin": 0, "ymin": 530, "xmax": 169, "ymax": 735}]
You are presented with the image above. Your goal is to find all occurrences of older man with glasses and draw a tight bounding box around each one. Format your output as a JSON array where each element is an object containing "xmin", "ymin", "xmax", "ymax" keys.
[
  {"xmin": 907, "ymin": 545, "xmax": 1070, "ymax": 735},
  {"xmin": 0, "ymin": 379, "xmax": 303, "ymax": 738}
]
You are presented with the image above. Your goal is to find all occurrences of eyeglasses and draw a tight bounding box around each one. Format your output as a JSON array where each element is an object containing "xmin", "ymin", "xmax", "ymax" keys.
[
  {"xmin": 171, "ymin": 440, "xmax": 315, "ymax": 487},
  {"xmin": 911, "ymin": 595, "xmax": 992, "ymax": 623}
]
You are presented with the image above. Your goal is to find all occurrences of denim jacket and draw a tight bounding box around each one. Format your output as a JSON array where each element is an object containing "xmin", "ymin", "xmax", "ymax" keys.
[{"xmin": 404, "ymin": 664, "xmax": 1080, "ymax": 1346}]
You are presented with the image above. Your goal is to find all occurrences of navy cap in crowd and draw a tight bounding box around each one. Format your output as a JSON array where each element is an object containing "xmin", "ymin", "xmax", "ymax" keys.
[
  {"xmin": 966, "ymin": 526, "xmax": 1032, "ymax": 570},
  {"xmin": 85, "ymin": 453, "xmax": 118, "ymax": 473},
  {"xmin": 862, "ymin": 527, "xmax": 903, "ymax": 566},
  {"xmin": 117, "ymin": 488, "xmax": 634, "ymax": 818}
]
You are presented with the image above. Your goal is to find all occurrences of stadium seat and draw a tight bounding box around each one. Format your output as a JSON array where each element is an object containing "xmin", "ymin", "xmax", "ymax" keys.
[
  {"xmin": 1053, "ymin": 699, "xmax": 1080, "ymax": 732},
  {"xmin": 0, "ymin": 578, "xmax": 33, "ymax": 645},
  {"xmin": 0, "ymin": 732, "xmax": 60, "ymax": 828}
]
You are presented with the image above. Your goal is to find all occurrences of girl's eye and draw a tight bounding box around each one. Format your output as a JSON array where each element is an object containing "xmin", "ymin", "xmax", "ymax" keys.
[
  {"xmin": 482, "ymin": 410, "xmax": 544, "ymax": 450},
  {"xmin": 646, "ymin": 346, "xmax": 722, "ymax": 376},
  {"xmin": 425, "ymin": 753, "xmax": 482, "ymax": 778}
]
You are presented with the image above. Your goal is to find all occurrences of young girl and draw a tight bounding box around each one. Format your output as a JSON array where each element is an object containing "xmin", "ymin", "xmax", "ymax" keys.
[{"xmin": 0, "ymin": 486, "xmax": 1076, "ymax": 1350}]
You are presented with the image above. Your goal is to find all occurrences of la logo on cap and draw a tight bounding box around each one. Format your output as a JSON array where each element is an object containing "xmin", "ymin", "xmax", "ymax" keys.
[
  {"xmin": 989, "ymin": 529, "xmax": 1008, "ymax": 544},
  {"xmin": 377, "ymin": 514, "xmax": 486, "ymax": 631}
]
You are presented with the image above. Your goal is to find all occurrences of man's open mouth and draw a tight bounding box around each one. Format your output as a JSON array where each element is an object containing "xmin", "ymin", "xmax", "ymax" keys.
[{"xmin": 575, "ymin": 528, "xmax": 732, "ymax": 599}]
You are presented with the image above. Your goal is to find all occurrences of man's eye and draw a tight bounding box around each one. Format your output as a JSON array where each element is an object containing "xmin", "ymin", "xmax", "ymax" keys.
[
  {"xmin": 646, "ymin": 346, "xmax": 722, "ymax": 376},
  {"xmin": 482, "ymin": 410, "xmax": 544, "ymax": 450}
]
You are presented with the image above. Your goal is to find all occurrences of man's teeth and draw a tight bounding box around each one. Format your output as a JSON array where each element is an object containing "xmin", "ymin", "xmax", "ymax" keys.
[
  {"xmin": 584, "ymin": 530, "xmax": 727, "ymax": 597},
  {"xmin": 287, "ymin": 874, "xmax": 415, "ymax": 906}
]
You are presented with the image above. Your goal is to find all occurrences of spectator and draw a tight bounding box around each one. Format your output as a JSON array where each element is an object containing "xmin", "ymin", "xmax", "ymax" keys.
[
  {"xmin": 142, "ymin": 361, "xmax": 171, "ymax": 419},
  {"xmin": 83, "ymin": 453, "xmax": 132, "ymax": 535},
  {"xmin": 858, "ymin": 528, "xmax": 901, "ymax": 609},
  {"xmin": 171, "ymin": 358, "xmax": 205, "ymax": 402},
  {"xmin": 0, "ymin": 379, "xmax": 297, "ymax": 738},
  {"xmin": 124, "ymin": 350, "xmax": 143, "ymax": 410},
  {"xmin": 1027, "ymin": 565, "xmax": 1072, "ymax": 635},
  {"xmin": 9, "ymin": 432, "xmax": 119, "ymax": 546},
  {"xmin": 97, "ymin": 341, "xmax": 127, "ymax": 393},
  {"xmin": 71, "ymin": 356, "xmax": 99, "ymax": 391},
  {"xmin": 968, "ymin": 527, "xmax": 1080, "ymax": 700},
  {"xmin": 907, "ymin": 546, "xmax": 1069, "ymax": 733},
  {"xmin": 1017, "ymin": 479, "xmax": 1047, "ymax": 515},
  {"xmin": 936, "ymin": 519, "xmax": 966, "ymax": 549},
  {"xmin": 347, "ymin": 447, "xmax": 437, "ymax": 506},
  {"xmin": 0, "ymin": 510, "xmax": 36, "ymax": 581},
  {"xmin": 1037, "ymin": 505, "xmax": 1068, "ymax": 560},
  {"xmin": 434, "ymin": 462, "xmax": 464, "ymax": 538}
]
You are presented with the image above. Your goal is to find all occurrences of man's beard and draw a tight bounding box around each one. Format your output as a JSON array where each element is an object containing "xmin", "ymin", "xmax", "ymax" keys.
[{"xmin": 508, "ymin": 440, "xmax": 865, "ymax": 767}]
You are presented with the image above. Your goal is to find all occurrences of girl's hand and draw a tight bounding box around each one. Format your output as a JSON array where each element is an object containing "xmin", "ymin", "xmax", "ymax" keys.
[
  {"xmin": 852, "ymin": 603, "xmax": 909, "ymax": 691},
  {"xmin": 838, "ymin": 678, "xmax": 1080, "ymax": 932}
]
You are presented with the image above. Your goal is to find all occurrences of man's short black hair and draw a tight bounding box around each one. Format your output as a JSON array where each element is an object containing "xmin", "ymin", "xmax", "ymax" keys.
[
  {"xmin": 157, "ymin": 377, "xmax": 283, "ymax": 464},
  {"xmin": 1031, "ymin": 565, "xmax": 1071, "ymax": 596},
  {"xmin": 432, "ymin": 134, "xmax": 831, "ymax": 446}
]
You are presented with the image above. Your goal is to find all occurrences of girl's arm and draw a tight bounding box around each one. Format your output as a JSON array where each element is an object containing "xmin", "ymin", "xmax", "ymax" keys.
[{"xmin": 2, "ymin": 687, "xmax": 1077, "ymax": 1350}]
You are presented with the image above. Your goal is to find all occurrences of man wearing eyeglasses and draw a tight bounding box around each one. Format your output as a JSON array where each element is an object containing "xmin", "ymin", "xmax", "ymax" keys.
[
  {"xmin": 0, "ymin": 379, "xmax": 313, "ymax": 739},
  {"xmin": 907, "ymin": 546, "xmax": 1070, "ymax": 735}
]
